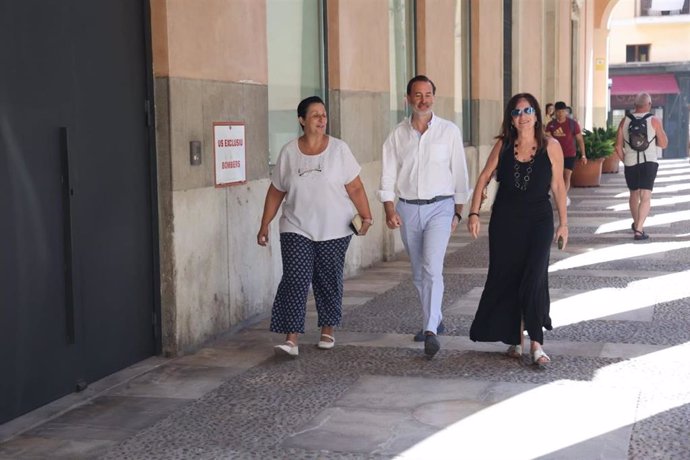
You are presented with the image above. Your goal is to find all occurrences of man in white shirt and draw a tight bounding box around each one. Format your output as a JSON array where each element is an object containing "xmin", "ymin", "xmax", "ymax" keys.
[{"xmin": 378, "ymin": 75, "xmax": 471, "ymax": 358}]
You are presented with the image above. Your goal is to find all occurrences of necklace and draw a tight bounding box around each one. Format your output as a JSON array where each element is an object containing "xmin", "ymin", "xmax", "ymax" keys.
[{"xmin": 513, "ymin": 142, "xmax": 536, "ymax": 191}]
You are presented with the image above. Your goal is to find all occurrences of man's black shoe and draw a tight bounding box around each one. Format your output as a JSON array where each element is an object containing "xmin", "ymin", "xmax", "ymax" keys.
[
  {"xmin": 413, "ymin": 321, "xmax": 445, "ymax": 342},
  {"xmin": 424, "ymin": 334, "xmax": 440, "ymax": 358}
]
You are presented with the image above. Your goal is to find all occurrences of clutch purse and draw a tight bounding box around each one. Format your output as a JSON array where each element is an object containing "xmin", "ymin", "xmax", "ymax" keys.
[{"xmin": 350, "ymin": 214, "xmax": 363, "ymax": 235}]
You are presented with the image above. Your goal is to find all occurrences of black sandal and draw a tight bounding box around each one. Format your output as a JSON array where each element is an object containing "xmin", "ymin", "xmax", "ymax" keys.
[{"xmin": 633, "ymin": 229, "xmax": 649, "ymax": 241}]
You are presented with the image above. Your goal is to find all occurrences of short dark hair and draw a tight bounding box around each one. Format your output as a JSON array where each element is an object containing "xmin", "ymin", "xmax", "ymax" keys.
[
  {"xmin": 406, "ymin": 75, "xmax": 436, "ymax": 95},
  {"xmin": 297, "ymin": 96, "xmax": 325, "ymax": 119},
  {"xmin": 554, "ymin": 101, "xmax": 567, "ymax": 110},
  {"xmin": 296, "ymin": 96, "xmax": 325, "ymax": 131}
]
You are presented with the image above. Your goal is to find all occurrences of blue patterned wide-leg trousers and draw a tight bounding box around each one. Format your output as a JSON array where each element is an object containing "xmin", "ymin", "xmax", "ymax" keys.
[{"xmin": 270, "ymin": 232, "xmax": 352, "ymax": 334}]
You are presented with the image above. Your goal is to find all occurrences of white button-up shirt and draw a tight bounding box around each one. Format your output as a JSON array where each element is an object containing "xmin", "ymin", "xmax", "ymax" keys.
[{"xmin": 377, "ymin": 113, "xmax": 471, "ymax": 204}]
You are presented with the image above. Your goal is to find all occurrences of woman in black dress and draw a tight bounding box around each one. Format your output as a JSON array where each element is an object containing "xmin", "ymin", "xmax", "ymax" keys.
[{"xmin": 466, "ymin": 93, "xmax": 568, "ymax": 366}]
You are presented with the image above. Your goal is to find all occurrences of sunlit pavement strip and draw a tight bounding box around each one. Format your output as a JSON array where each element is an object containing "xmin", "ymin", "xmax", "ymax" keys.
[
  {"xmin": 548, "ymin": 241, "xmax": 690, "ymax": 269},
  {"xmin": 444, "ymin": 266, "xmax": 676, "ymax": 278},
  {"xmin": 393, "ymin": 380, "xmax": 639, "ymax": 460},
  {"xmin": 287, "ymin": 376, "xmax": 638, "ymax": 460},
  {"xmin": 446, "ymin": 286, "xmax": 655, "ymax": 322}
]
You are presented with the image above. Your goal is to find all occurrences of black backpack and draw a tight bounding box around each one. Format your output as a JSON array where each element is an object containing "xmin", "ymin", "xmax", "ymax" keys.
[{"xmin": 626, "ymin": 112, "xmax": 655, "ymax": 153}]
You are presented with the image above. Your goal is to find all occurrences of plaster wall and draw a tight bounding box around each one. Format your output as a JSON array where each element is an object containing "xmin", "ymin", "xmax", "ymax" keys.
[
  {"xmin": 581, "ymin": 0, "xmax": 594, "ymax": 128},
  {"xmin": 513, "ymin": 0, "xmax": 546, "ymax": 100},
  {"xmin": 543, "ymin": 1, "xmax": 558, "ymax": 105},
  {"xmin": 432, "ymin": 97, "xmax": 458, "ymax": 128},
  {"xmin": 150, "ymin": 0, "xmax": 267, "ymax": 82},
  {"xmin": 592, "ymin": 27, "xmax": 610, "ymax": 127},
  {"xmin": 464, "ymin": 0, "xmax": 504, "ymax": 209},
  {"xmin": 417, "ymin": 0, "xmax": 456, "ymax": 98},
  {"xmin": 168, "ymin": 78, "xmax": 269, "ymax": 191},
  {"xmin": 171, "ymin": 181, "xmax": 282, "ymax": 352},
  {"xmin": 328, "ymin": 0, "xmax": 389, "ymax": 92},
  {"xmin": 471, "ymin": 0, "xmax": 503, "ymax": 147},
  {"xmin": 551, "ymin": 1, "xmax": 574, "ymax": 107},
  {"xmin": 154, "ymin": 72, "xmax": 272, "ymax": 354},
  {"xmin": 608, "ymin": 21, "xmax": 690, "ymax": 63}
]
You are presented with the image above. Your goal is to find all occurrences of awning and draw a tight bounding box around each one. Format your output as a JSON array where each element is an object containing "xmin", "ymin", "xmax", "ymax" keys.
[{"xmin": 610, "ymin": 74, "xmax": 680, "ymax": 96}]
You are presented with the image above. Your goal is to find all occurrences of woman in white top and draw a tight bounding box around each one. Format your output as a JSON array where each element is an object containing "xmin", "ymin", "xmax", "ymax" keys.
[{"xmin": 257, "ymin": 96, "xmax": 373, "ymax": 357}]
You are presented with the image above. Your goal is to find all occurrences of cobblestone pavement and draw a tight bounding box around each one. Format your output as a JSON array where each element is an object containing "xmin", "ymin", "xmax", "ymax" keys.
[{"xmin": 1, "ymin": 159, "xmax": 689, "ymax": 459}]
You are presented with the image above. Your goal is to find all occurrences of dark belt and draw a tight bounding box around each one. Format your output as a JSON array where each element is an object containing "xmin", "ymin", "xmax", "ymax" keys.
[{"xmin": 398, "ymin": 195, "xmax": 453, "ymax": 205}]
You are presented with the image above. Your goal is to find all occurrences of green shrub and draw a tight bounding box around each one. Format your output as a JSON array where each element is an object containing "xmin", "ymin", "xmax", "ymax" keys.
[{"xmin": 578, "ymin": 127, "xmax": 614, "ymax": 159}]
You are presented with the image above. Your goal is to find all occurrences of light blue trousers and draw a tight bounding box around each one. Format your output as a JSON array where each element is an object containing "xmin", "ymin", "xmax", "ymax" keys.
[{"xmin": 397, "ymin": 198, "xmax": 454, "ymax": 334}]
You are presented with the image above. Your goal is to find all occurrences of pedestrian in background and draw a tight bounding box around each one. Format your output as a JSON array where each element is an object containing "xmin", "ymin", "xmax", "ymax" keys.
[
  {"xmin": 545, "ymin": 101, "xmax": 586, "ymax": 206},
  {"xmin": 467, "ymin": 93, "xmax": 568, "ymax": 367},
  {"xmin": 615, "ymin": 92, "xmax": 668, "ymax": 241},
  {"xmin": 258, "ymin": 96, "xmax": 373, "ymax": 357},
  {"xmin": 545, "ymin": 103, "xmax": 555, "ymax": 121},
  {"xmin": 378, "ymin": 75, "xmax": 470, "ymax": 359}
]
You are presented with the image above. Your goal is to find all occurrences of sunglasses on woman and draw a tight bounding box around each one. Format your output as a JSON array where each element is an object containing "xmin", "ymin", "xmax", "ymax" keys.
[{"xmin": 510, "ymin": 107, "xmax": 535, "ymax": 117}]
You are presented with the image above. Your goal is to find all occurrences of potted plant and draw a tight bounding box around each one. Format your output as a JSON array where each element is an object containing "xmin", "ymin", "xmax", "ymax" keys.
[
  {"xmin": 571, "ymin": 127, "xmax": 614, "ymax": 187},
  {"xmin": 601, "ymin": 125, "xmax": 621, "ymax": 173}
]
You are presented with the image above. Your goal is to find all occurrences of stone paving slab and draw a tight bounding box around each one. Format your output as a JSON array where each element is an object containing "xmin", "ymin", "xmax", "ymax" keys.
[
  {"xmin": 97, "ymin": 346, "xmax": 627, "ymax": 460},
  {"xmin": 282, "ymin": 406, "xmax": 438, "ymax": 456},
  {"xmin": 0, "ymin": 356, "xmax": 169, "ymax": 444},
  {"xmin": 0, "ymin": 396, "xmax": 190, "ymax": 460},
  {"xmin": 392, "ymin": 379, "xmax": 638, "ymax": 460},
  {"xmin": 0, "ymin": 435, "xmax": 116, "ymax": 460},
  {"xmin": 284, "ymin": 375, "xmax": 638, "ymax": 459}
]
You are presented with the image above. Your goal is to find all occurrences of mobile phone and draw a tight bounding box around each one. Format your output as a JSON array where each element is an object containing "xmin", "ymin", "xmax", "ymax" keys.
[{"xmin": 557, "ymin": 236, "xmax": 564, "ymax": 250}]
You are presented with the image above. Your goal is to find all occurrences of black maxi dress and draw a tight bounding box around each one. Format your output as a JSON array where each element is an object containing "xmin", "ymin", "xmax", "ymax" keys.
[{"xmin": 469, "ymin": 141, "xmax": 554, "ymax": 345}]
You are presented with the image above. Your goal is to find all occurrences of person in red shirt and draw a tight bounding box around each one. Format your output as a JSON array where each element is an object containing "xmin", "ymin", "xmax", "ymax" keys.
[{"xmin": 545, "ymin": 101, "xmax": 587, "ymax": 205}]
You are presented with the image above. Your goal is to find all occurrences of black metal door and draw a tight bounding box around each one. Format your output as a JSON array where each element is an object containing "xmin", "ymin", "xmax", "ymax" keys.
[{"xmin": 0, "ymin": 0, "xmax": 157, "ymax": 424}]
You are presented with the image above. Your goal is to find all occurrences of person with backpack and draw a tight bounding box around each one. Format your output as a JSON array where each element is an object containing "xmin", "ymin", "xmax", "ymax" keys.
[
  {"xmin": 615, "ymin": 92, "xmax": 668, "ymax": 241},
  {"xmin": 545, "ymin": 101, "xmax": 587, "ymax": 206}
]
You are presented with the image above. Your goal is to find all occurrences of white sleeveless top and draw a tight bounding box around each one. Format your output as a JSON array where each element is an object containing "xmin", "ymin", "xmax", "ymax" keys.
[{"xmin": 621, "ymin": 112, "xmax": 660, "ymax": 166}]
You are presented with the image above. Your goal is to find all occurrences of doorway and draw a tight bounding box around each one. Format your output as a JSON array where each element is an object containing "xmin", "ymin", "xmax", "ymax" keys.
[{"xmin": 0, "ymin": 0, "xmax": 159, "ymax": 424}]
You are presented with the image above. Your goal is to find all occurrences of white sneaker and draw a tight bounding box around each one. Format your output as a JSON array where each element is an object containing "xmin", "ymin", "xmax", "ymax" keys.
[
  {"xmin": 566, "ymin": 196, "xmax": 571, "ymax": 207},
  {"xmin": 274, "ymin": 340, "xmax": 299, "ymax": 357}
]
